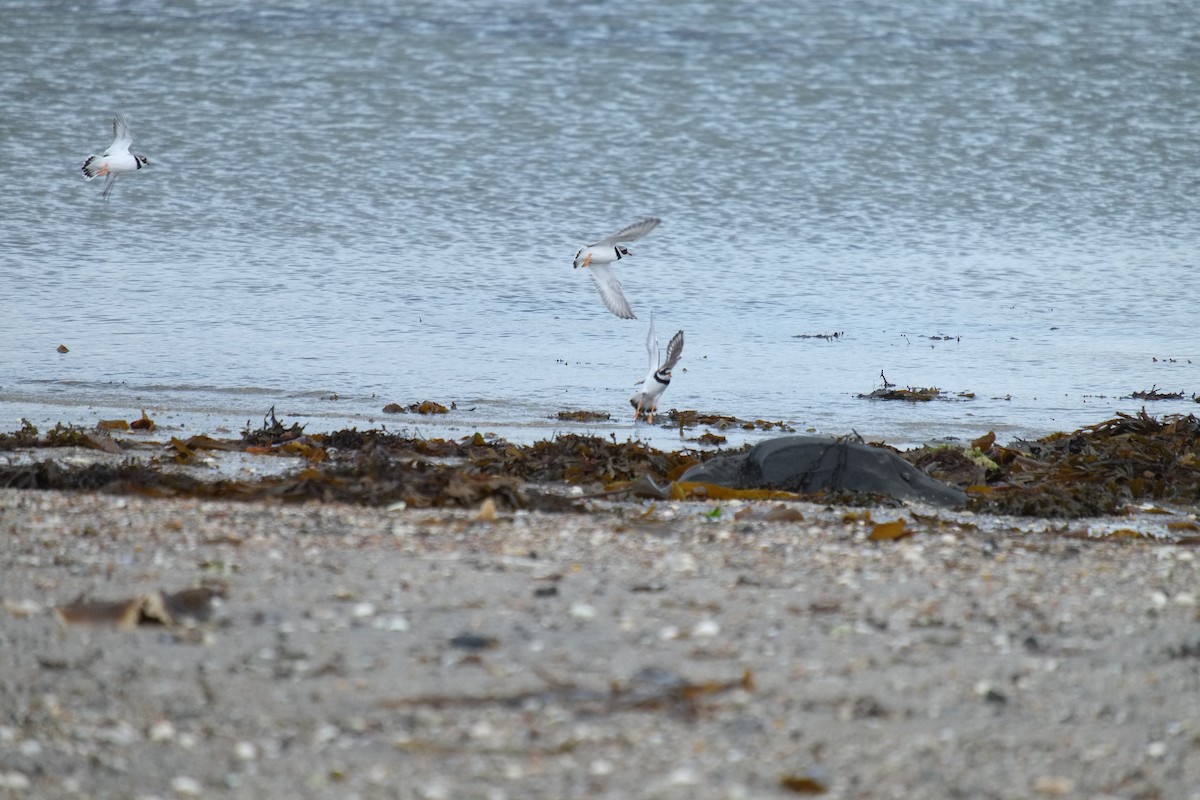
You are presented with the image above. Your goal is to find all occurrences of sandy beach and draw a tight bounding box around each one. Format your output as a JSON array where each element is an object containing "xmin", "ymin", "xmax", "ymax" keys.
[{"xmin": 3, "ymin": 481, "xmax": 1199, "ymax": 799}]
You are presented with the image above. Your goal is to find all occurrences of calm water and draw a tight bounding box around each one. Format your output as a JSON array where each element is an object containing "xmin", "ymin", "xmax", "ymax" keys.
[{"xmin": 2, "ymin": 0, "xmax": 1197, "ymax": 448}]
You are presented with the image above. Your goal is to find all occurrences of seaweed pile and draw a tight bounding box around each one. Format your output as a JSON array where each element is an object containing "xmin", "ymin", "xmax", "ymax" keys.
[
  {"xmin": 915, "ymin": 411, "xmax": 1200, "ymax": 518},
  {"xmin": 0, "ymin": 416, "xmax": 707, "ymax": 512},
  {"xmin": 2, "ymin": 411, "xmax": 1198, "ymax": 520}
]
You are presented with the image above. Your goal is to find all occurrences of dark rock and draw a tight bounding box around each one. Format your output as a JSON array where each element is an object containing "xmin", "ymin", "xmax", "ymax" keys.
[{"xmin": 680, "ymin": 436, "xmax": 966, "ymax": 508}]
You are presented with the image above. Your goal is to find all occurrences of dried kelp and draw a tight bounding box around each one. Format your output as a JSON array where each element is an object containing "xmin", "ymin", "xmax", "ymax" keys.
[
  {"xmin": 858, "ymin": 386, "xmax": 943, "ymax": 402},
  {"xmin": 4, "ymin": 410, "xmax": 1199, "ymax": 521},
  {"xmin": 663, "ymin": 409, "xmax": 795, "ymax": 433},
  {"xmin": 56, "ymin": 585, "xmax": 223, "ymax": 630},
  {"xmin": 555, "ymin": 410, "xmax": 612, "ymax": 422},
  {"xmin": 0, "ymin": 417, "xmax": 711, "ymax": 511},
  {"xmin": 1128, "ymin": 386, "xmax": 1186, "ymax": 401},
  {"xmin": 241, "ymin": 406, "xmax": 305, "ymax": 446},
  {"xmin": 934, "ymin": 411, "xmax": 1200, "ymax": 518},
  {"xmin": 380, "ymin": 665, "xmax": 753, "ymax": 721},
  {"xmin": 382, "ymin": 401, "xmax": 450, "ymax": 414}
]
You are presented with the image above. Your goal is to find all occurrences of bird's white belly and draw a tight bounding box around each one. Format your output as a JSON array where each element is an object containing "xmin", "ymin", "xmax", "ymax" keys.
[
  {"xmin": 574, "ymin": 245, "xmax": 618, "ymax": 268},
  {"xmin": 103, "ymin": 152, "xmax": 139, "ymax": 174}
]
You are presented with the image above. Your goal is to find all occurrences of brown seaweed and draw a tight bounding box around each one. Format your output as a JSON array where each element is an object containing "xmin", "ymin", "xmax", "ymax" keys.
[
  {"xmin": 952, "ymin": 411, "xmax": 1200, "ymax": 518},
  {"xmin": 2, "ymin": 410, "xmax": 1199, "ymax": 522}
]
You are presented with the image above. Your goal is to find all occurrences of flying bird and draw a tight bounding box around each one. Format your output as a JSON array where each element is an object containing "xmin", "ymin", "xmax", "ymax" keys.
[
  {"xmin": 82, "ymin": 113, "xmax": 149, "ymax": 200},
  {"xmin": 572, "ymin": 217, "xmax": 661, "ymax": 319},
  {"xmin": 630, "ymin": 314, "xmax": 684, "ymax": 423}
]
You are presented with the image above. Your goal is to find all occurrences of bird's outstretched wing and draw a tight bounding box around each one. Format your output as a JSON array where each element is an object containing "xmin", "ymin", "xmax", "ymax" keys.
[
  {"xmin": 644, "ymin": 313, "xmax": 659, "ymax": 372},
  {"xmin": 107, "ymin": 113, "xmax": 132, "ymax": 155},
  {"xmin": 589, "ymin": 217, "xmax": 661, "ymax": 248},
  {"xmin": 660, "ymin": 330, "xmax": 685, "ymax": 372},
  {"xmin": 588, "ymin": 263, "xmax": 636, "ymax": 319}
]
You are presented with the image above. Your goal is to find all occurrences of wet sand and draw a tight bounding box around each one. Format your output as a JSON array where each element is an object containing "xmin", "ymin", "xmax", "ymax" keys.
[{"xmin": 2, "ymin": 486, "xmax": 1199, "ymax": 799}]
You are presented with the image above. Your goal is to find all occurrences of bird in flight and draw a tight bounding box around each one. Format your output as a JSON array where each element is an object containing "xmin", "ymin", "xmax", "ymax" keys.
[
  {"xmin": 572, "ymin": 217, "xmax": 661, "ymax": 319},
  {"xmin": 82, "ymin": 113, "xmax": 149, "ymax": 200}
]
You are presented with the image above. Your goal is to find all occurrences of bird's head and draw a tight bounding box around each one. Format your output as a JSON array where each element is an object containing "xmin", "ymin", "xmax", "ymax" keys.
[{"xmin": 135, "ymin": 155, "xmax": 149, "ymax": 168}]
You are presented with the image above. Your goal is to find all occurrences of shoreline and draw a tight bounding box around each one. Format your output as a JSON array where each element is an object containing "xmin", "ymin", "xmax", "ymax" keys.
[{"xmin": 2, "ymin": 407, "xmax": 1199, "ymax": 797}]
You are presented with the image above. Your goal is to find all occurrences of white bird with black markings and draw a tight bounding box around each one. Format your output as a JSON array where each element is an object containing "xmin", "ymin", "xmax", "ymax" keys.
[
  {"xmin": 81, "ymin": 112, "xmax": 149, "ymax": 200},
  {"xmin": 630, "ymin": 314, "xmax": 684, "ymax": 423},
  {"xmin": 572, "ymin": 217, "xmax": 661, "ymax": 319}
]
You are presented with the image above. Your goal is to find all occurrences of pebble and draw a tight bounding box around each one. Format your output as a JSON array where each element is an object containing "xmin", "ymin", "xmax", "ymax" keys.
[
  {"xmin": 0, "ymin": 772, "xmax": 31, "ymax": 790},
  {"xmin": 235, "ymin": 741, "xmax": 258, "ymax": 761},
  {"xmin": 148, "ymin": 720, "xmax": 176, "ymax": 742},
  {"xmin": 1032, "ymin": 775, "xmax": 1074, "ymax": 795},
  {"xmin": 377, "ymin": 615, "xmax": 410, "ymax": 632},
  {"xmin": 569, "ymin": 602, "xmax": 596, "ymax": 620},
  {"xmin": 170, "ymin": 776, "xmax": 202, "ymax": 796}
]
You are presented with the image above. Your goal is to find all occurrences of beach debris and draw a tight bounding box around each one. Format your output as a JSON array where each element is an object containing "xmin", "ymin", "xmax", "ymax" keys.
[
  {"xmin": 383, "ymin": 401, "xmax": 450, "ymax": 414},
  {"xmin": 693, "ymin": 432, "xmax": 727, "ymax": 446},
  {"xmin": 858, "ymin": 386, "xmax": 943, "ymax": 402},
  {"xmin": 0, "ymin": 419, "xmax": 41, "ymax": 448},
  {"xmin": 130, "ymin": 410, "xmax": 155, "ymax": 430},
  {"xmin": 55, "ymin": 585, "xmax": 223, "ymax": 630},
  {"xmin": 449, "ymin": 633, "xmax": 499, "ymax": 651},
  {"xmin": 665, "ymin": 409, "xmax": 795, "ymax": 432},
  {"xmin": 56, "ymin": 344, "xmax": 69, "ymax": 353},
  {"xmin": 3, "ymin": 411, "xmax": 1198, "ymax": 522},
  {"xmin": 868, "ymin": 517, "xmax": 912, "ymax": 541},
  {"xmin": 97, "ymin": 419, "xmax": 129, "ymax": 431},
  {"xmin": 555, "ymin": 409, "xmax": 612, "ymax": 422},
  {"xmin": 792, "ymin": 331, "xmax": 844, "ymax": 340},
  {"xmin": 971, "ymin": 431, "xmax": 996, "ymax": 451},
  {"xmin": 908, "ymin": 445, "xmax": 993, "ymax": 488},
  {"xmin": 779, "ymin": 773, "xmax": 829, "ymax": 794},
  {"xmin": 475, "ymin": 497, "xmax": 498, "ymax": 522},
  {"xmin": 241, "ymin": 406, "xmax": 304, "ymax": 445},
  {"xmin": 1128, "ymin": 386, "xmax": 1186, "ymax": 401},
  {"xmin": 680, "ymin": 436, "xmax": 968, "ymax": 508},
  {"xmin": 965, "ymin": 411, "xmax": 1200, "ymax": 518},
  {"xmin": 380, "ymin": 666, "xmax": 752, "ymax": 720}
]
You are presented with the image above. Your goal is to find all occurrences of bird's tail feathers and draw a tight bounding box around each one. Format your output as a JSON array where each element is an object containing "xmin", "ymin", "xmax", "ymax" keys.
[{"xmin": 81, "ymin": 156, "xmax": 106, "ymax": 179}]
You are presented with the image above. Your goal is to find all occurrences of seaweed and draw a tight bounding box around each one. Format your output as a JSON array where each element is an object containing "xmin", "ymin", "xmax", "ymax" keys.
[
  {"xmin": 944, "ymin": 411, "xmax": 1200, "ymax": 518},
  {"xmin": 663, "ymin": 409, "xmax": 795, "ymax": 433},
  {"xmin": 858, "ymin": 386, "xmax": 943, "ymax": 402},
  {"xmin": 3, "ymin": 409, "xmax": 1198, "ymax": 522},
  {"xmin": 382, "ymin": 401, "xmax": 450, "ymax": 415},
  {"xmin": 0, "ymin": 419, "xmax": 42, "ymax": 449},
  {"xmin": 241, "ymin": 406, "xmax": 305, "ymax": 445},
  {"xmin": 555, "ymin": 410, "xmax": 612, "ymax": 422},
  {"xmin": 1128, "ymin": 386, "xmax": 1186, "ymax": 401}
]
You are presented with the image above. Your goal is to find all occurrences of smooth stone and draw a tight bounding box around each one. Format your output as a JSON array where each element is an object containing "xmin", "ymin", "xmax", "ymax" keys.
[{"xmin": 681, "ymin": 436, "xmax": 966, "ymax": 508}]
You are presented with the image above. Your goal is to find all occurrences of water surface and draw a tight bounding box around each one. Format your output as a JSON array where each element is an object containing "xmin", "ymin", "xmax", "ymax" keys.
[{"xmin": 2, "ymin": 1, "xmax": 1197, "ymax": 448}]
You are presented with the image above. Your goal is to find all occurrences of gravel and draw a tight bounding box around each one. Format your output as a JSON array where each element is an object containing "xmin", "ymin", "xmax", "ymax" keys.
[{"xmin": 2, "ymin": 487, "xmax": 1199, "ymax": 799}]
